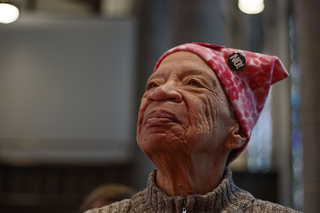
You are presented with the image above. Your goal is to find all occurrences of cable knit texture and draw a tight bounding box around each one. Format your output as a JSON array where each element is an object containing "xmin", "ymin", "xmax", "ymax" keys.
[{"xmin": 85, "ymin": 168, "xmax": 301, "ymax": 213}]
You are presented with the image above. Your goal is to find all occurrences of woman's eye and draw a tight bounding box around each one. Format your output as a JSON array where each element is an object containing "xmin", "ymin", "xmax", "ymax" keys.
[
  {"xmin": 147, "ymin": 83, "xmax": 157, "ymax": 90},
  {"xmin": 188, "ymin": 80, "xmax": 198, "ymax": 86}
]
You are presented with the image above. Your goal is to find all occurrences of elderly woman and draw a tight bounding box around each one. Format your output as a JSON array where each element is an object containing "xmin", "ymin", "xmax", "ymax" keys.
[{"xmin": 86, "ymin": 43, "xmax": 300, "ymax": 212}]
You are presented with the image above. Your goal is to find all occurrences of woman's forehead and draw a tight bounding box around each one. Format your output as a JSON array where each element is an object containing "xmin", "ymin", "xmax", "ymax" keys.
[
  {"xmin": 158, "ymin": 51, "xmax": 209, "ymax": 67},
  {"xmin": 152, "ymin": 51, "xmax": 218, "ymax": 79}
]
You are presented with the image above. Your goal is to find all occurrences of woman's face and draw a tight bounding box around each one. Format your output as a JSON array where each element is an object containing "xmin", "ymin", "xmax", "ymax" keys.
[{"xmin": 136, "ymin": 51, "xmax": 236, "ymax": 159}]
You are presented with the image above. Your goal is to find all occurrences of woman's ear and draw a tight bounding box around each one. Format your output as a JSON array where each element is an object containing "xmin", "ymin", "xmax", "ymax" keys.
[{"xmin": 224, "ymin": 123, "xmax": 247, "ymax": 150}]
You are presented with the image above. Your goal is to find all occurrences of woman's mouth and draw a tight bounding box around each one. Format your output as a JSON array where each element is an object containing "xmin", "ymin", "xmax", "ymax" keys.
[{"xmin": 145, "ymin": 111, "xmax": 179, "ymax": 125}]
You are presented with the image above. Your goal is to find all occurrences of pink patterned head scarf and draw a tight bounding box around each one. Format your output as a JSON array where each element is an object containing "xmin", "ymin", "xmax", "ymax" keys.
[{"xmin": 153, "ymin": 42, "xmax": 289, "ymax": 162}]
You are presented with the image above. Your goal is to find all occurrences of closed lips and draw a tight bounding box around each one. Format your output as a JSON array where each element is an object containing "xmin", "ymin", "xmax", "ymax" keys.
[{"xmin": 145, "ymin": 111, "xmax": 179, "ymax": 124}]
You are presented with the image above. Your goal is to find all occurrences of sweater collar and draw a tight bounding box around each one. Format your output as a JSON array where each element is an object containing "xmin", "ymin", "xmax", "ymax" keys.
[{"xmin": 146, "ymin": 167, "xmax": 240, "ymax": 212}]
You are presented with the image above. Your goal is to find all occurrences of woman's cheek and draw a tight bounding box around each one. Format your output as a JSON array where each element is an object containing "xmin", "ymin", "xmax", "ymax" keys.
[
  {"xmin": 137, "ymin": 97, "xmax": 149, "ymax": 137},
  {"xmin": 187, "ymin": 99, "xmax": 211, "ymax": 136}
]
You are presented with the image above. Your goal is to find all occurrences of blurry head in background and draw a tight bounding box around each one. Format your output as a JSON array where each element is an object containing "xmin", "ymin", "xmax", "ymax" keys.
[{"xmin": 78, "ymin": 183, "xmax": 135, "ymax": 212}]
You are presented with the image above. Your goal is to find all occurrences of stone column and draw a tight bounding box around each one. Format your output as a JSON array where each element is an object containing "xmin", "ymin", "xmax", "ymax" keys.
[
  {"xmin": 264, "ymin": 0, "xmax": 292, "ymax": 207},
  {"xmin": 295, "ymin": 1, "xmax": 320, "ymax": 212},
  {"xmin": 170, "ymin": 0, "xmax": 224, "ymax": 46}
]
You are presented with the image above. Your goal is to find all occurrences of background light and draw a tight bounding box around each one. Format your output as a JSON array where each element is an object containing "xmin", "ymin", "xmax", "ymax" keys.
[
  {"xmin": 0, "ymin": 3, "xmax": 19, "ymax": 24},
  {"xmin": 238, "ymin": 0, "xmax": 265, "ymax": 15}
]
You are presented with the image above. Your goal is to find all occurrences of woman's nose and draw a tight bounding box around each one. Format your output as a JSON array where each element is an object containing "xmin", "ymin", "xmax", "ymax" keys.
[{"xmin": 147, "ymin": 82, "xmax": 182, "ymax": 102}]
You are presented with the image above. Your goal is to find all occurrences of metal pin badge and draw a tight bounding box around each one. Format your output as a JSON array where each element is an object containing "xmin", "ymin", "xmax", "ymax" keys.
[{"xmin": 227, "ymin": 52, "xmax": 246, "ymax": 71}]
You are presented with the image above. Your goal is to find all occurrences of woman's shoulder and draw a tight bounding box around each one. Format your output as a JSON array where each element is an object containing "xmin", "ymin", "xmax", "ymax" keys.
[
  {"xmin": 250, "ymin": 199, "xmax": 302, "ymax": 213},
  {"xmin": 85, "ymin": 199, "xmax": 132, "ymax": 213},
  {"xmin": 84, "ymin": 189, "xmax": 148, "ymax": 213},
  {"xmin": 227, "ymin": 186, "xmax": 301, "ymax": 213}
]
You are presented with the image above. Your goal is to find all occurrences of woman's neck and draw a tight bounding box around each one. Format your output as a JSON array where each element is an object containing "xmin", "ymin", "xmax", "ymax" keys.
[{"xmin": 149, "ymin": 151, "xmax": 228, "ymax": 197}]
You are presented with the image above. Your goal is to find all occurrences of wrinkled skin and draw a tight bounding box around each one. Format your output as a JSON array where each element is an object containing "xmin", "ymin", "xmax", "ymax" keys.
[{"xmin": 136, "ymin": 51, "xmax": 245, "ymax": 196}]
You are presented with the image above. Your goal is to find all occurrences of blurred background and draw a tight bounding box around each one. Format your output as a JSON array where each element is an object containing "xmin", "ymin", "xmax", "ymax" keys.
[{"xmin": 0, "ymin": 0, "xmax": 318, "ymax": 212}]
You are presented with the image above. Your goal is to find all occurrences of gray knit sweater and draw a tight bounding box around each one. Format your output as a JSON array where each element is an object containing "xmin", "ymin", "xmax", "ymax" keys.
[{"xmin": 85, "ymin": 168, "xmax": 301, "ymax": 213}]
